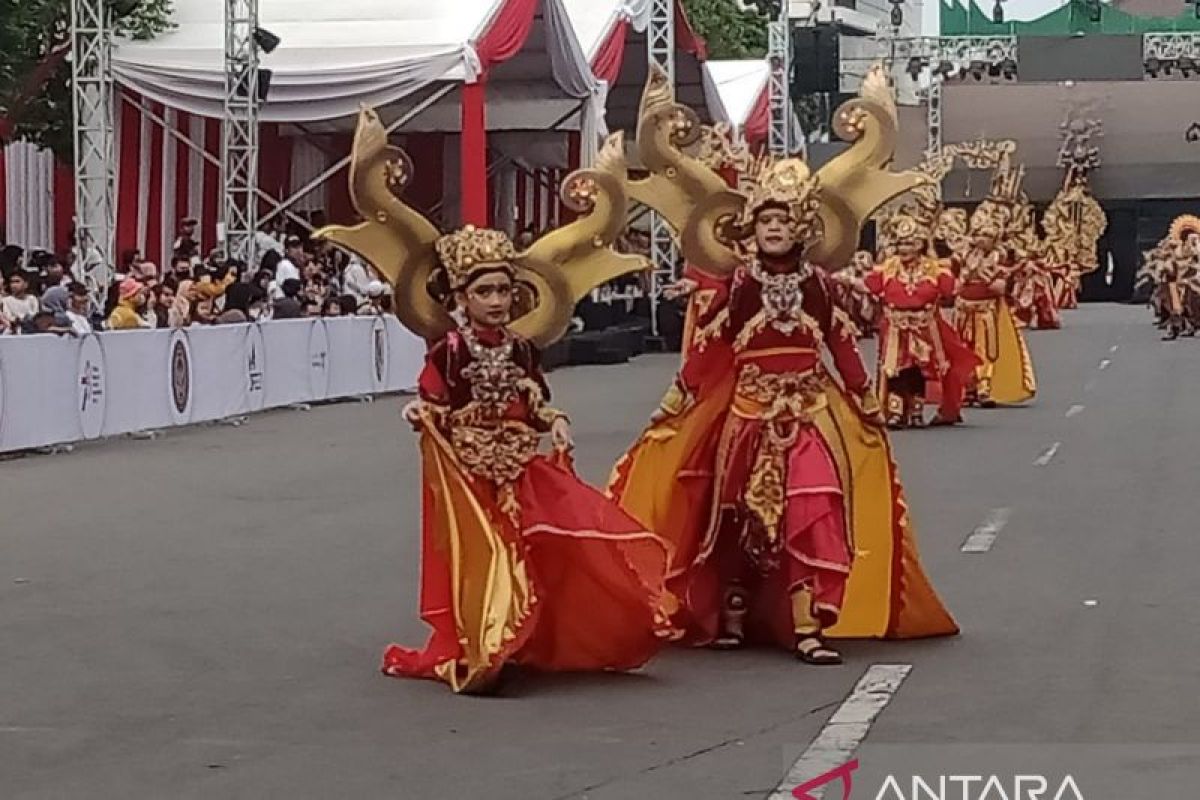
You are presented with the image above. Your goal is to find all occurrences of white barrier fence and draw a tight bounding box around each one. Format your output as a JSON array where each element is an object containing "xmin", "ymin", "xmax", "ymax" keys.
[{"xmin": 0, "ymin": 317, "xmax": 426, "ymax": 453}]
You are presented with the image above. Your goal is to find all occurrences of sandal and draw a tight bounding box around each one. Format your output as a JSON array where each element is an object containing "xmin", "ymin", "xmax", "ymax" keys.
[{"xmin": 795, "ymin": 635, "xmax": 843, "ymax": 666}]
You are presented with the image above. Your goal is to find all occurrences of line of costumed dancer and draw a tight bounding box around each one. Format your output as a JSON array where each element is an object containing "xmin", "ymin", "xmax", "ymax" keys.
[
  {"xmin": 1138, "ymin": 214, "xmax": 1200, "ymax": 340},
  {"xmin": 316, "ymin": 66, "xmax": 966, "ymax": 694}
]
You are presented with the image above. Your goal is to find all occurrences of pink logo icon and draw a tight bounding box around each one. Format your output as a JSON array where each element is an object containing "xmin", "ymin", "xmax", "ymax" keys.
[{"xmin": 792, "ymin": 759, "xmax": 860, "ymax": 800}]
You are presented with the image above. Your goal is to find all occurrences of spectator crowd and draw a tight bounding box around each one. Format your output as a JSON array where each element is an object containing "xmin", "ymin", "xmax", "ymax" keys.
[{"xmin": 0, "ymin": 218, "xmax": 394, "ymax": 337}]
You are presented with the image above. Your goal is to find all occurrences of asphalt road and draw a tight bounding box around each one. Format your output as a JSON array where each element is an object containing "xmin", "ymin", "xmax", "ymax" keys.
[{"xmin": 2, "ymin": 304, "xmax": 1196, "ymax": 799}]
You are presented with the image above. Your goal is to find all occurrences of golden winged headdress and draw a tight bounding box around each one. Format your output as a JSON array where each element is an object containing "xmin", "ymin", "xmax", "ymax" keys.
[
  {"xmin": 1169, "ymin": 214, "xmax": 1200, "ymax": 244},
  {"xmin": 624, "ymin": 63, "xmax": 925, "ymax": 274},
  {"xmin": 313, "ymin": 108, "xmax": 647, "ymax": 348}
]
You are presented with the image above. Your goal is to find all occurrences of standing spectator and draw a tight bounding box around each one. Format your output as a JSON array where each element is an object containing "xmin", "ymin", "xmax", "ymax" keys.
[
  {"xmin": 131, "ymin": 260, "xmax": 159, "ymax": 285},
  {"xmin": 272, "ymin": 235, "xmax": 304, "ymax": 298},
  {"xmin": 341, "ymin": 253, "xmax": 376, "ymax": 304},
  {"xmin": 118, "ymin": 248, "xmax": 142, "ymax": 277},
  {"xmin": 65, "ymin": 282, "xmax": 95, "ymax": 336},
  {"xmin": 165, "ymin": 255, "xmax": 192, "ymax": 290},
  {"xmin": 358, "ymin": 280, "xmax": 388, "ymax": 315},
  {"xmin": 41, "ymin": 259, "xmax": 69, "ymax": 294},
  {"xmin": 1, "ymin": 272, "xmax": 40, "ymax": 331},
  {"xmin": 272, "ymin": 278, "xmax": 304, "ymax": 319},
  {"xmin": 173, "ymin": 217, "xmax": 200, "ymax": 264},
  {"xmin": 107, "ymin": 278, "xmax": 151, "ymax": 330}
]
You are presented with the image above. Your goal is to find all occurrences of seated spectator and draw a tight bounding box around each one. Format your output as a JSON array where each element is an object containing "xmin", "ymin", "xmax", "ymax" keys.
[
  {"xmin": 41, "ymin": 285, "xmax": 71, "ymax": 326},
  {"xmin": 148, "ymin": 284, "xmax": 176, "ymax": 328},
  {"xmin": 65, "ymin": 283, "xmax": 95, "ymax": 336},
  {"xmin": 23, "ymin": 310, "xmax": 68, "ymax": 336},
  {"xmin": 216, "ymin": 308, "xmax": 248, "ymax": 324},
  {"xmin": 1, "ymin": 272, "xmax": 41, "ymax": 331},
  {"xmin": 272, "ymin": 278, "xmax": 304, "ymax": 319},
  {"xmin": 131, "ymin": 260, "xmax": 159, "ymax": 284},
  {"xmin": 337, "ymin": 293, "xmax": 358, "ymax": 316},
  {"xmin": 107, "ymin": 278, "xmax": 151, "ymax": 330},
  {"xmin": 322, "ymin": 297, "xmax": 343, "ymax": 318}
]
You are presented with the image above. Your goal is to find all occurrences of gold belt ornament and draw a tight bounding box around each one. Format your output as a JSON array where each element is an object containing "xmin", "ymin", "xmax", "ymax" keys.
[
  {"xmin": 450, "ymin": 419, "xmax": 539, "ymax": 485},
  {"xmin": 885, "ymin": 306, "xmax": 936, "ymax": 330},
  {"xmin": 735, "ymin": 364, "xmax": 829, "ymax": 422}
]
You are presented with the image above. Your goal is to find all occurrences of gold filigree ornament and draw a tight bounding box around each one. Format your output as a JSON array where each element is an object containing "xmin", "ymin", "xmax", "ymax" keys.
[
  {"xmin": 314, "ymin": 108, "xmax": 647, "ymax": 348},
  {"xmin": 626, "ymin": 63, "xmax": 926, "ymax": 276}
]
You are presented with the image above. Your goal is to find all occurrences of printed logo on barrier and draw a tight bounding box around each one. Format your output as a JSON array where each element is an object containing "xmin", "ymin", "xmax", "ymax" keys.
[
  {"xmin": 307, "ymin": 320, "xmax": 330, "ymax": 400},
  {"xmin": 371, "ymin": 316, "xmax": 389, "ymax": 391},
  {"xmin": 246, "ymin": 323, "xmax": 267, "ymax": 411},
  {"xmin": 167, "ymin": 330, "xmax": 194, "ymax": 425},
  {"xmin": 76, "ymin": 334, "xmax": 107, "ymax": 439}
]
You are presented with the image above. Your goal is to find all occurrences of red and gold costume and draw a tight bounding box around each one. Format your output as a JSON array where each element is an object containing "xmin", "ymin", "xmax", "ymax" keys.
[
  {"xmin": 1006, "ymin": 202, "xmax": 1062, "ymax": 330},
  {"xmin": 952, "ymin": 202, "xmax": 1037, "ymax": 407},
  {"xmin": 611, "ymin": 68, "xmax": 957, "ymax": 661},
  {"xmin": 317, "ymin": 112, "xmax": 671, "ymax": 693},
  {"xmin": 386, "ymin": 322, "xmax": 670, "ymax": 692},
  {"xmin": 1154, "ymin": 215, "xmax": 1200, "ymax": 340},
  {"xmin": 865, "ymin": 212, "xmax": 978, "ymax": 427}
]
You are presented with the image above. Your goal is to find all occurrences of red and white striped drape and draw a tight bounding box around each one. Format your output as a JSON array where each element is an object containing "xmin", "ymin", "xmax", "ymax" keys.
[
  {"xmin": 513, "ymin": 167, "xmax": 567, "ymax": 235},
  {"xmin": 0, "ymin": 141, "xmax": 73, "ymax": 254}
]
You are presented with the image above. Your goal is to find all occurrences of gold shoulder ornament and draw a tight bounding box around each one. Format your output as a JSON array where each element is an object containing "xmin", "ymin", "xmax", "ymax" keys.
[
  {"xmin": 314, "ymin": 107, "xmax": 647, "ymax": 348},
  {"xmin": 627, "ymin": 63, "xmax": 927, "ymax": 275}
]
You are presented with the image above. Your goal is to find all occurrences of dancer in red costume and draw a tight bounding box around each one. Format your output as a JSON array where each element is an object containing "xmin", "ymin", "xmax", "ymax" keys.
[
  {"xmin": 318, "ymin": 112, "xmax": 671, "ymax": 693},
  {"xmin": 866, "ymin": 210, "xmax": 978, "ymax": 428},
  {"xmin": 612, "ymin": 67, "xmax": 958, "ymax": 667}
]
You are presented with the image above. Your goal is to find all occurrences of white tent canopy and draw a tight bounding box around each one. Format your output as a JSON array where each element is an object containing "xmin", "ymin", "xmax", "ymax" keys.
[
  {"xmin": 112, "ymin": 0, "xmax": 601, "ymax": 129},
  {"xmin": 703, "ymin": 60, "xmax": 768, "ymax": 134}
]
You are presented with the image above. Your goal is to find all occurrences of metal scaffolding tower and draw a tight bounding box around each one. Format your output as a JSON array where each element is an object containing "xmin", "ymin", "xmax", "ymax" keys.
[
  {"xmin": 767, "ymin": 10, "xmax": 792, "ymax": 156},
  {"xmin": 70, "ymin": 0, "xmax": 116, "ymax": 302},
  {"xmin": 646, "ymin": 0, "xmax": 677, "ymax": 339},
  {"xmin": 223, "ymin": 0, "xmax": 262, "ymax": 268}
]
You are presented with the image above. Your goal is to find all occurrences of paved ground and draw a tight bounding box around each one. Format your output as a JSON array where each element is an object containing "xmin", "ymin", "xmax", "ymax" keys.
[{"xmin": 2, "ymin": 304, "xmax": 1197, "ymax": 799}]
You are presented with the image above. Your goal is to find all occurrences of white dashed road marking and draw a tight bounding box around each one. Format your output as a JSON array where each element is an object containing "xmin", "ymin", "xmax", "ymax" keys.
[
  {"xmin": 770, "ymin": 665, "xmax": 912, "ymax": 800},
  {"xmin": 1034, "ymin": 442, "xmax": 1062, "ymax": 467},
  {"xmin": 962, "ymin": 508, "xmax": 1011, "ymax": 553},
  {"xmin": 1066, "ymin": 404, "xmax": 1085, "ymax": 418}
]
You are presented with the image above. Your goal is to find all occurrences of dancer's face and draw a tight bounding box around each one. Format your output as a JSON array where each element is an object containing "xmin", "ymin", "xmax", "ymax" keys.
[
  {"xmin": 896, "ymin": 239, "xmax": 921, "ymax": 259},
  {"xmin": 459, "ymin": 270, "xmax": 514, "ymax": 329},
  {"xmin": 754, "ymin": 208, "xmax": 797, "ymax": 257}
]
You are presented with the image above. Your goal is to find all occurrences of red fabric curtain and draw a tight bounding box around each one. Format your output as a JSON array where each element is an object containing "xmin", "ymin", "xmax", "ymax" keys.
[
  {"xmin": 0, "ymin": 145, "xmax": 7, "ymax": 237},
  {"xmin": 402, "ymin": 133, "xmax": 446, "ymax": 217},
  {"xmin": 474, "ymin": 0, "xmax": 539, "ymax": 70},
  {"xmin": 590, "ymin": 18, "xmax": 630, "ymax": 84},
  {"xmin": 115, "ymin": 96, "xmax": 141, "ymax": 255},
  {"xmin": 53, "ymin": 162, "xmax": 75, "ymax": 254},
  {"xmin": 674, "ymin": 0, "xmax": 708, "ymax": 60},
  {"xmin": 258, "ymin": 123, "xmax": 294, "ymax": 220},
  {"xmin": 326, "ymin": 133, "xmax": 356, "ymax": 226},
  {"xmin": 461, "ymin": 80, "xmax": 490, "ymax": 227},
  {"xmin": 743, "ymin": 83, "xmax": 771, "ymax": 148}
]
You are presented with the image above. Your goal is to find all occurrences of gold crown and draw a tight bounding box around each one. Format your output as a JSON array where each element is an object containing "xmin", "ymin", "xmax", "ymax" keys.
[
  {"xmin": 435, "ymin": 225, "xmax": 518, "ymax": 288},
  {"xmin": 969, "ymin": 201, "xmax": 1011, "ymax": 239},
  {"xmin": 738, "ymin": 157, "xmax": 823, "ymax": 237},
  {"xmin": 881, "ymin": 208, "xmax": 926, "ymax": 243},
  {"xmin": 1169, "ymin": 214, "xmax": 1200, "ymax": 244}
]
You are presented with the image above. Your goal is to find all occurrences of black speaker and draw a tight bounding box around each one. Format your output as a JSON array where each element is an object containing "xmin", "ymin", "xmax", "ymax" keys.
[{"xmin": 792, "ymin": 23, "xmax": 841, "ymax": 95}]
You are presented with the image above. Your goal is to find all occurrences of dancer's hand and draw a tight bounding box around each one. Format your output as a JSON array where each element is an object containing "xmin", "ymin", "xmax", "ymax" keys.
[
  {"xmin": 402, "ymin": 400, "xmax": 423, "ymax": 428},
  {"xmin": 551, "ymin": 416, "xmax": 574, "ymax": 452},
  {"xmin": 662, "ymin": 278, "xmax": 698, "ymax": 301}
]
